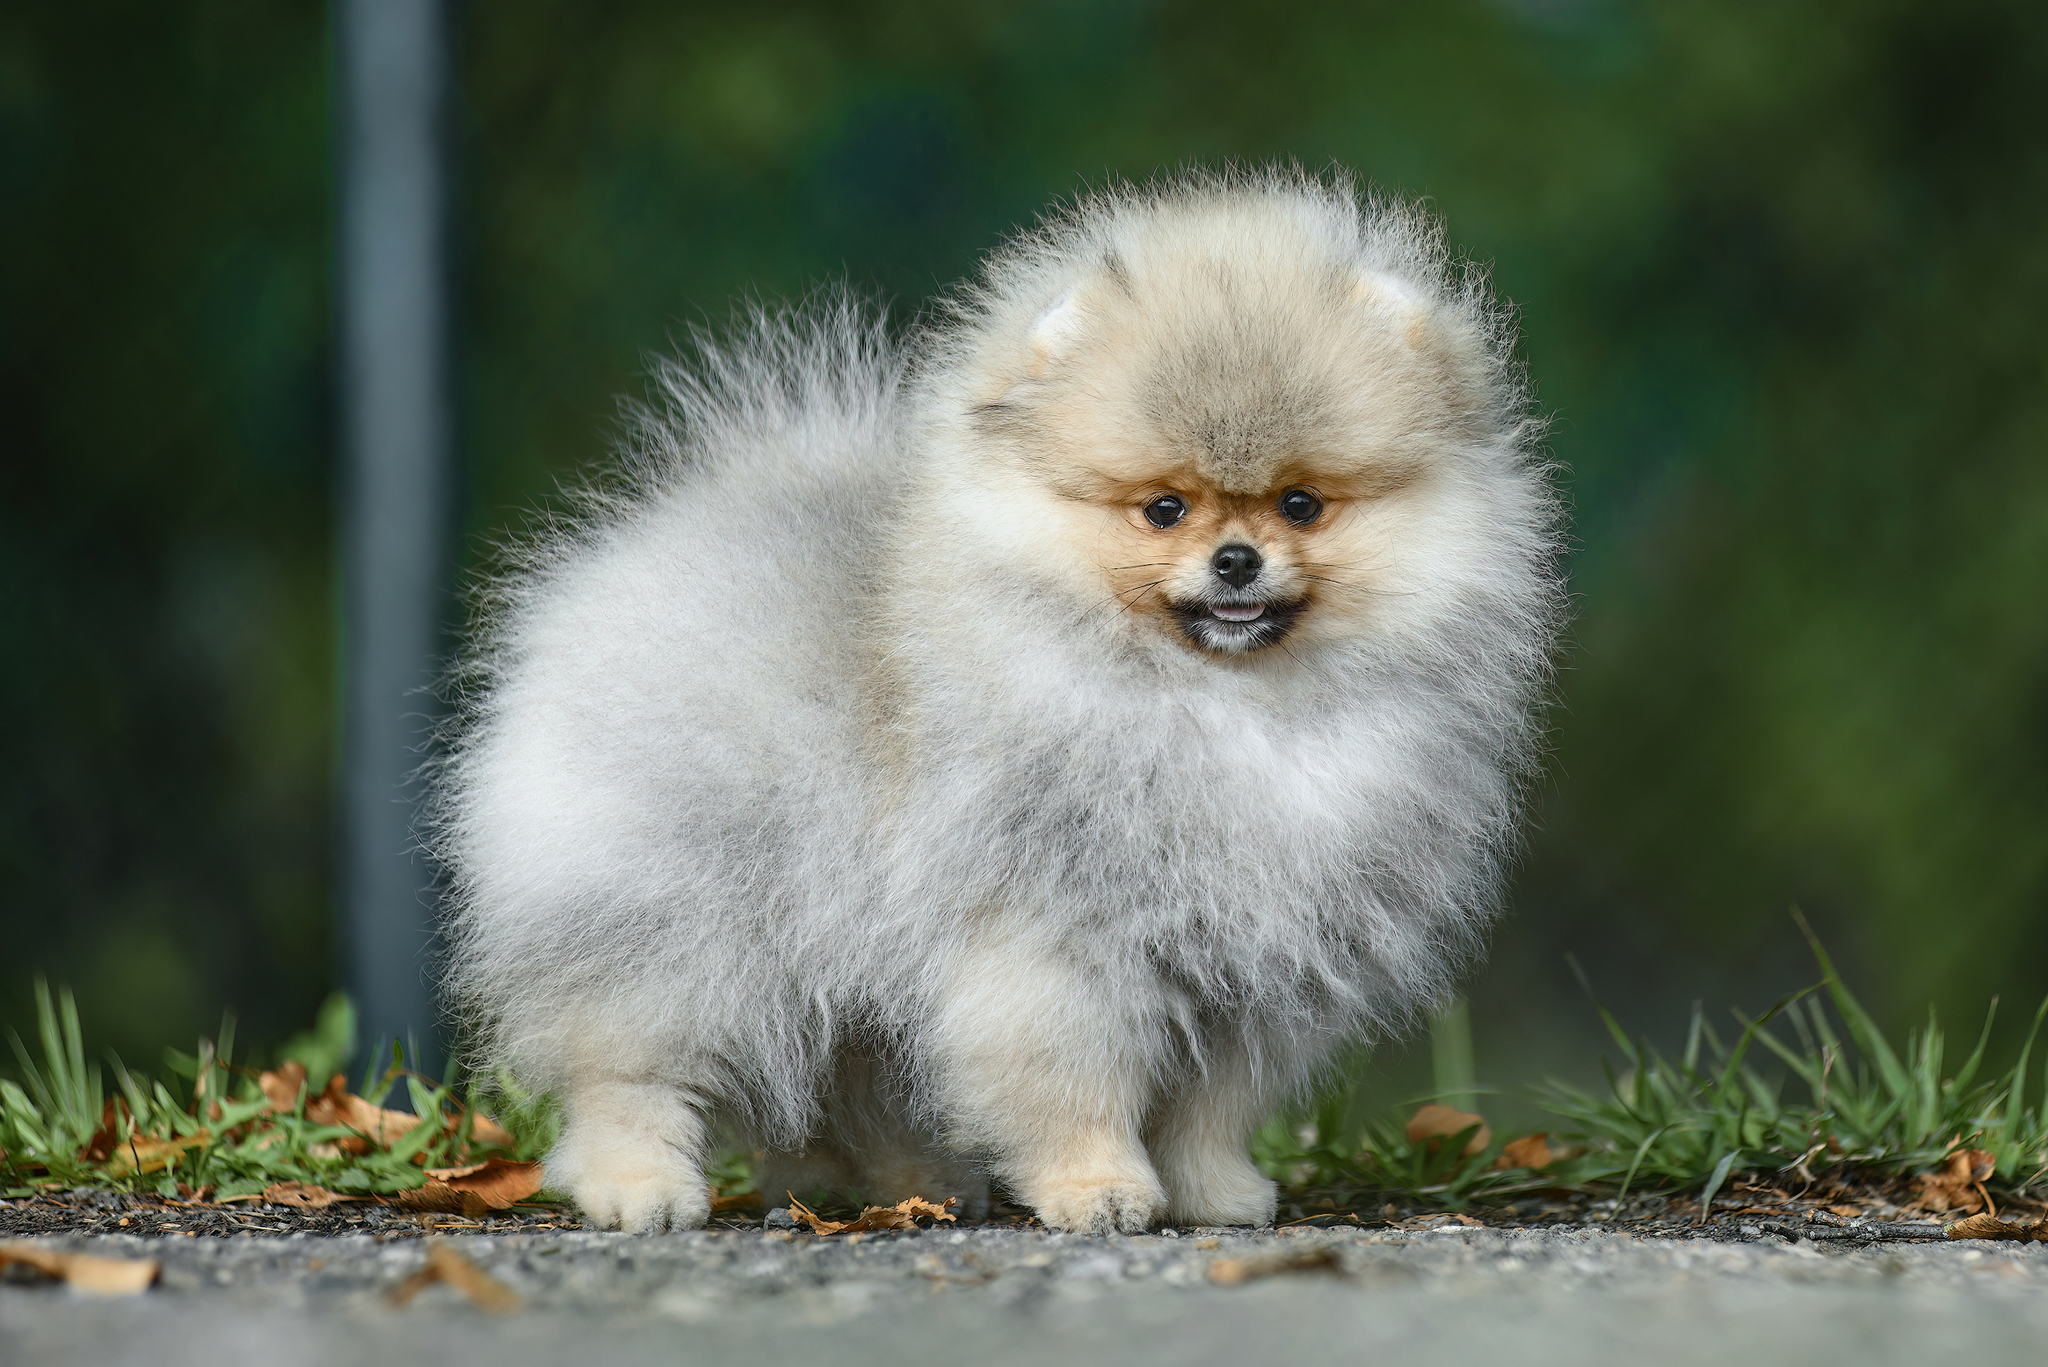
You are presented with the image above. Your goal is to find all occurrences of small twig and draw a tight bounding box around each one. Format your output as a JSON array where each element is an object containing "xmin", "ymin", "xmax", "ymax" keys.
[{"xmin": 1757, "ymin": 1218, "xmax": 1947, "ymax": 1244}]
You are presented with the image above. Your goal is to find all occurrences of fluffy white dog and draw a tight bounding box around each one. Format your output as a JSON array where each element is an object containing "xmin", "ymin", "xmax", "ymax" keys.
[{"xmin": 431, "ymin": 168, "xmax": 1562, "ymax": 1234}]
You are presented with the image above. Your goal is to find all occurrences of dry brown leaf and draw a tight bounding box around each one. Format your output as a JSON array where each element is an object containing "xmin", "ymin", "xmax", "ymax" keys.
[
  {"xmin": 1910, "ymin": 1146, "xmax": 1996, "ymax": 1214},
  {"xmin": 876, "ymin": 1197, "xmax": 958, "ymax": 1226},
  {"xmin": 786, "ymin": 1194, "xmax": 959, "ymax": 1235},
  {"xmin": 710, "ymin": 1191, "xmax": 764, "ymax": 1213},
  {"xmin": 1493, "ymin": 1132, "xmax": 1563, "ymax": 1171},
  {"xmin": 101, "ymin": 1131, "xmax": 211, "ymax": 1176},
  {"xmin": 264, "ymin": 1067, "xmax": 515, "ymax": 1156},
  {"xmin": 262, "ymin": 1181, "xmax": 369, "ymax": 1210},
  {"xmin": 79, "ymin": 1096, "xmax": 132, "ymax": 1163},
  {"xmin": 421, "ymin": 1156, "xmax": 543, "ymax": 1203},
  {"xmin": 388, "ymin": 1158, "xmax": 545, "ymax": 1217},
  {"xmin": 327, "ymin": 1093, "xmax": 420, "ymax": 1148},
  {"xmin": 465, "ymin": 1112, "xmax": 517, "ymax": 1150},
  {"xmin": 258, "ymin": 1061, "xmax": 308, "ymax": 1111},
  {"xmin": 1208, "ymin": 1246, "xmax": 1345, "ymax": 1286},
  {"xmin": 296, "ymin": 1073, "xmax": 420, "ymax": 1153},
  {"xmin": 1946, "ymin": 1212, "xmax": 2048, "ymax": 1242},
  {"xmin": 388, "ymin": 1239, "xmax": 522, "ymax": 1313},
  {"xmin": 1826, "ymin": 1204, "xmax": 1865, "ymax": 1218},
  {"xmin": 387, "ymin": 1186, "xmax": 489, "ymax": 1219},
  {"xmin": 0, "ymin": 1242, "xmax": 159, "ymax": 1296},
  {"xmin": 1405, "ymin": 1104, "xmax": 1492, "ymax": 1157}
]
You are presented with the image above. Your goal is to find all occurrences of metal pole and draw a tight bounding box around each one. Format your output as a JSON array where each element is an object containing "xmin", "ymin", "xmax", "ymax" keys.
[{"xmin": 337, "ymin": 0, "xmax": 455, "ymax": 1087}]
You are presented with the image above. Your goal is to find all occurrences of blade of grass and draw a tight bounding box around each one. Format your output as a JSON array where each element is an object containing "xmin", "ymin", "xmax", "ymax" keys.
[
  {"xmin": 1995, "ymin": 998, "xmax": 2048, "ymax": 1154},
  {"xmin": 1698, "ymin": 1149, "xmax": 1740, "ymax": 1217},
  {"xmin": 1952, "ymin": 999, "xmax": 1997, "ymax": 1095},
  {"xmin": 1616, "ymin": 1125, "xmax": 1671, "ymax": 1199},
  {"xmin": 1794, "ymin": 907, "xmax": 1911, "ymax": 1098}
]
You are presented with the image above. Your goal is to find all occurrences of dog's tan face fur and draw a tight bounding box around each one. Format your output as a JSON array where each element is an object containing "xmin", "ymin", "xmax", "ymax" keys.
[{"xmin": 969, "ymin": 244, "xmax": 1488, "ymax": 658}]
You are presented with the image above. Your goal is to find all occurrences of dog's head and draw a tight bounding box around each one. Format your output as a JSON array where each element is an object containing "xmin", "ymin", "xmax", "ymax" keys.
[{"xmin": 939, "ymin": 180, "xmax": 1534, "ymax": 665}]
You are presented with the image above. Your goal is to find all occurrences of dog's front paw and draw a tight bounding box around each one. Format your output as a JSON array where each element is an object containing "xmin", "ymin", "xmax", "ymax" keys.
[
  {"xmin": 1026, "ymin": 1172, "xmax": 1167, "ymax": 1235},
  {"xmin": 549, "ymin": 1136, "xmax": 708, "ymax": 1232},
  {"xmin": 573, "ymin": 1167, "xmax": 709, "ymax": 1232}
]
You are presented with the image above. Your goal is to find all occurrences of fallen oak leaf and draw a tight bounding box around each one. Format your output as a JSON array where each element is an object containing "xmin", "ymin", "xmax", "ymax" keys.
[
  {"xmin": 388, "ymin": 1238, "xmax": 522, "ymax": 1313},
  {"xmin": 0, "ymin": 1242, "xmax": 159, "ymax": 1296},
  {"xmin": 1405, "ymin": 1104, "xmax": 1491, "ymax": 1157}
]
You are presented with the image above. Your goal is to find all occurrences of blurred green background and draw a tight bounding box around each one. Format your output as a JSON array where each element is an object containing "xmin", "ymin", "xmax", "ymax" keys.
[{"xmin": 4, "ymin": 1, "xmax": 2045, "ymax": 1114}]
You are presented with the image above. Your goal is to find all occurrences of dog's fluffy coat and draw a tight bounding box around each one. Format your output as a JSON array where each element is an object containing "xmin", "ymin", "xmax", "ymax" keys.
[{"xmin": 432, "ymin": 169, "xmax": 1562, "ymax": 1234}]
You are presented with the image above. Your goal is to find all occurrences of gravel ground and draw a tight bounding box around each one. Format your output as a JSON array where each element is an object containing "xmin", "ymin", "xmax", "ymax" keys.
[{"xmin": 6, "ymin": 1194, "xmax": 2044, "ymax": 1367}]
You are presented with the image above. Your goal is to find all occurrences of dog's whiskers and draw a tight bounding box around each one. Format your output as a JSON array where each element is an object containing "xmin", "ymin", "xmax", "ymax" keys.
[{"xmin": 1110, "ymin": 580, "xmax": 1167, "ymax": 617}]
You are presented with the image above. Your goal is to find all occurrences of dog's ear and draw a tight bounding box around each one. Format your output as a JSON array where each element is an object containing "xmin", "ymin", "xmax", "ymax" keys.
[
  {"xmin": 1350, "ymin": 269, "xmax": 1421, "ymax": 309},
  {"xmin": 1351, "ymin": 270, "xmax": 1433, "ymax": 348},
  {"xmin": 1025, "ymin": 288, "xmax": 1088, "ymax": 376}
]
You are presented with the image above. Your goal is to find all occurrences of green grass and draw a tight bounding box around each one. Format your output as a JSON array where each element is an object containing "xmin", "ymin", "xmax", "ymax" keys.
[
  {"xmin": 0, "ymin": 979, "xmax": 553, "ymax": 1200},
  {"xmin": 1257, "ymin": 915, "xmax": 2048, "ymax": 1211},
  {"xmin": 10, "ymin": 916, "xmax": 2048, "ymax": 1212}
]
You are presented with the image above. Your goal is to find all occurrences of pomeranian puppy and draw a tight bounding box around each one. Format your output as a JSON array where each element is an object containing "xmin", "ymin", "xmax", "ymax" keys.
[{"xmin": 432, "ymin": 169, "xmax": 1562, "ymax": 1234}]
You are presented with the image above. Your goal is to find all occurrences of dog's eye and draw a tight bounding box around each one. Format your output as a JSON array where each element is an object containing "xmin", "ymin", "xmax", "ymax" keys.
[
  {"xmin": 1279, "ymin": 489, "xmax": 1322, "ymax": 525},
  {"xmin": 1143, "ymin": 495, "xmax": 1187, "ymax": 529}
]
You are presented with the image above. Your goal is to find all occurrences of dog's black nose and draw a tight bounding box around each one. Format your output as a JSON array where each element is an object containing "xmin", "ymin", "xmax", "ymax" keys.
[{"xmin": 1211, "ymin": 542, "xmax": 1263, "ymax": 588}]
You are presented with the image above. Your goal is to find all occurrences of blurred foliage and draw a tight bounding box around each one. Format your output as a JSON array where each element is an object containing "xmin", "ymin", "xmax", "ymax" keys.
[
  {"xmin": 1, "ymin": 0, "xmax": 2044, "ymax": 1075},
  {"xmin": 0, "ymin": 1, "xmax": 334, "ymax": 1063}
]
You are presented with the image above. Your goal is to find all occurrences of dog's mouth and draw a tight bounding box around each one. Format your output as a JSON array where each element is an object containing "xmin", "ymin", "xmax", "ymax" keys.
[{"xmin": 1171, "ymin": 597, "xmax": 1304, "ymax": 654}]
